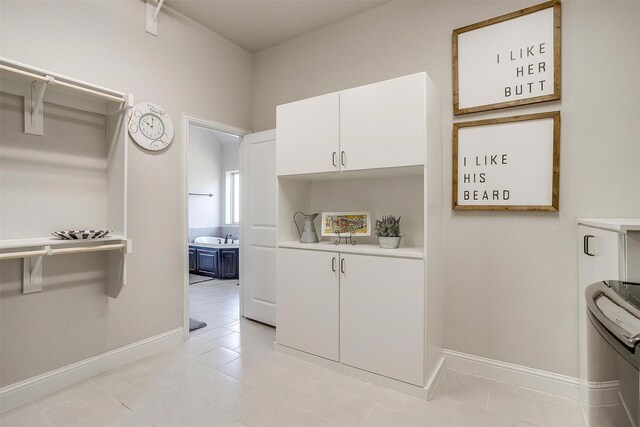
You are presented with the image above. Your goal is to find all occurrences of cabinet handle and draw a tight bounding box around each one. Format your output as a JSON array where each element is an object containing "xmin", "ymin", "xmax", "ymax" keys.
[
  {"xmin": 340, "ymin": 151, "xmax": 346, "ymax": 167},
  {"xmin": 340, "ymin": 258, "xmax": 345, "ymax": 274},
  {"xmin": 331, "ymin": 257, "xmax": 336, "ymax": 272},
  {"xmin": 332, "ymin": 152, "xmax": 337, "ymax": 168},
  {"xmin": 584, "ymin": 235, "xmax": 595, "ymax": 257}
]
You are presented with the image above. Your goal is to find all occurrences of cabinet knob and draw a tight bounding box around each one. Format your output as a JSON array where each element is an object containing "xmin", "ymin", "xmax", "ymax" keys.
[{"xmin": 584, "ymin": 235, "xmax": 595, "ymax": 257}]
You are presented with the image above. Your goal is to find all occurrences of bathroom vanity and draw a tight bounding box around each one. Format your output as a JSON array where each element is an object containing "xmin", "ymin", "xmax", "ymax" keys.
[{"xmin": 189, "ymin": 242, "xmax": 239, "ymax": 279}]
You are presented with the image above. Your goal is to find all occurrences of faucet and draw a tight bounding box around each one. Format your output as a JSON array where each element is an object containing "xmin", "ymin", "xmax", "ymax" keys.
[{"xmin": 224, "ymin": 233, "xmax": 233, "ymax": 244}]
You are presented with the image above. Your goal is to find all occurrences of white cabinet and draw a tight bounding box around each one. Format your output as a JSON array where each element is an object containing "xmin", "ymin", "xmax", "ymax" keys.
[
  {"xmin": 276, "ymin": 73, "xmax": 430, "ymax": 176},
  {"xmin": 340, "ymin": 254, "xmax": 424, "ymax": 386},
  {"xmin": 578, "ymin": 225, "xmax": 625, "ymax": 289},
  {"xmin": 276, "ymin": 93, "xmax": 339, "ymax": 176},
  {"xmin": 276, "ymin": 246, "xmax": 425, "ymax": 385},
  {"xmin": 276, "ymin": 248, "xmax": 339, "ymax": 361},
  {"xmin": 340, "ymin": 73, "xmax": 425, "ymax": 171},
  {"xmin": 275, "ymin": 71, "xmax": 443, "ymax": 397}
]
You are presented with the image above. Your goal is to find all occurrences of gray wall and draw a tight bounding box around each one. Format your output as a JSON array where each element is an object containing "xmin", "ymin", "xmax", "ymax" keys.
[
  {"xmin": 251, "ymin": 1, "xmax": 640, "ymax": 377},
  {"xmin": 0, "ymin": 95, "xmax": 112, "ymax": 386},
  {"xmin": 188, "ymin": 126, "xmax": 222, "ymax": 229},
  {"xmin": 0, "ymin": 0, "xmax": 252, "ymax": 386}
]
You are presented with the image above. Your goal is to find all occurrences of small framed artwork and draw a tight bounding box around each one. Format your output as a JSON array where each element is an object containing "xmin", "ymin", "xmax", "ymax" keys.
[
  {"xmin": 321, "ymin": 212, "xmax": 371, "ymax": 237},
  {"xmin": 452, "ymin": 111, "xmax": 560, "ymax": 211},
  {"xmin": 453, "ymin": 0, "xmax": 561, "ymax": 115}
]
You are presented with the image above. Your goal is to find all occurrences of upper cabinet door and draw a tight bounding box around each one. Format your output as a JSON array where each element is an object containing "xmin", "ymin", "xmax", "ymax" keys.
[
  {"xmin": 276, "ymin": 93, "xmax": 340, "ymax": 176},
  {"xmin": 340, "ymin": 73, "xmax": 426, "ymax": 171}
]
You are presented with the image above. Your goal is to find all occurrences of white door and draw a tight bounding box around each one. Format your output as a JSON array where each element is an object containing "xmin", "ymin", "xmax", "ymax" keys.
[
  {"xmin": 276, "ymin": 248, "xmax": 340, "ymax": 361},
  {"xmin": 241, "ymin": 130, "xmax": 277, "ymax": 325},
  {"xmin": 340, "ymin": 254, "xmax": 425, "ymax": 386},
  {"xmin": 340, "ymin": 73, "xmax": 426, "ymax": 171},
  {"xmin": 276, "ymin": 93, "xmax": 340, "ymax": 176}
]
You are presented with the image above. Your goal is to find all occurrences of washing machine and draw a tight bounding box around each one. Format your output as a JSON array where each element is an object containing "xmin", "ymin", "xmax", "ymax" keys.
[{"xmin": 586, "ymin": 280, "xmax": 640, "ymax": 426}]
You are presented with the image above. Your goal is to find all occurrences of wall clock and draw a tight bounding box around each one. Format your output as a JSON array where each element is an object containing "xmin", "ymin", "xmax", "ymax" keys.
[{"xmin": 127, "ymin": 102, "xmax": 174, "ymax": 151}]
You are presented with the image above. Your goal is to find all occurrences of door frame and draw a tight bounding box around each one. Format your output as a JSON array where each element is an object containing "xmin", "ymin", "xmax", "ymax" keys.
[{"xmin": 181, "ymin": 113, "xmax": 250, "ymax": 340}]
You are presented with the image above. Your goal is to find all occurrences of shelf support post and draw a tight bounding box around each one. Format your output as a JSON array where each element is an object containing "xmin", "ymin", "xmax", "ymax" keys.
[
  {"xmin": 22, "ymin": 246, "xmax": 49, "ymax": 294},
  {"xmin": 146, "ymin": 0, "xmax": 165, "ymax": 36},
  {"xmin": 25, "ymin": 75, "xmax": 54, "ymax": 136}
]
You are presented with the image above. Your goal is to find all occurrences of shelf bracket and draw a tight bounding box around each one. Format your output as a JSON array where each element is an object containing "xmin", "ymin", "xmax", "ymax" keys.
[
  {"xmin": 146, "ymin": 0, "xmax": 165, "ymax": 36},
  {"xmin": 106, "ymin": 94, "xmax": 134, "ymax": 116},
  {"xmin": 22, "ymin": 246, "xmax": 50, "ymax": 294},
  {"xmin": 24, "ymin": 75, "xmax": 55, "ymax": 136}
]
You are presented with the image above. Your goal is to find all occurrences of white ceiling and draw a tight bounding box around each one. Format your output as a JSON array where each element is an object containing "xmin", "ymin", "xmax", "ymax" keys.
[{"xmin": 164, "ymin": 0, "xmax": 388, "ymax": 52}]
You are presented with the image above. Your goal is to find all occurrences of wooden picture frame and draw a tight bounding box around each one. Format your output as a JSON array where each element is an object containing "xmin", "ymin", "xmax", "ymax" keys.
[
  {"xmin": 321, "ymin": 212, "xmax": 371, "ymax": 237},
  {"xmin": 453, "ymin": 0, "xmax": 561, "ymax": 115},
  {"xmin": 452, "ymin": 112, "xmax": 560, "ymax": 211}
]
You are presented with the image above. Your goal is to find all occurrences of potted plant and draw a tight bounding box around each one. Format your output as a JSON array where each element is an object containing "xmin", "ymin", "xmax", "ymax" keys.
[{"xmin": 375, "ymin": 215, "xmax": 402, "ymax": 249}]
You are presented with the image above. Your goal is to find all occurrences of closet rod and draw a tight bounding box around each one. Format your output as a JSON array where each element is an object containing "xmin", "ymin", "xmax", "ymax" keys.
[
  {"xmin": 189, "ymin": 193, "xmax": 214, "ymax": 197},
  {"xmin": 0, "ymin": 62, "xmax": 126, "ymax": 104},
  {"xmin": 0, "ymin": 243, "xmax": 125, "ymax": 261}
]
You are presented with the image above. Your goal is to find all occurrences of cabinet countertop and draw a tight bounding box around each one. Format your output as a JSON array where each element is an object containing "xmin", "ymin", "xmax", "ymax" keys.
[
  {"xmin": 578, "ymin": 219, "xmax": 640, "ymax": 233},
  {"xmin": 278, "ymin": 241, "xmax": 424, "ymax": 260}
]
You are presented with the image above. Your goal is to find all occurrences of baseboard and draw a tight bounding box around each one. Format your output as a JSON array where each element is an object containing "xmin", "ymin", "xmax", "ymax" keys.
[
  {"xmin": 581, "ymin": 379, "xmax": 621, "ymax": 406},
  {"xmin": 443, "ymin": 349, "xmax": 582, "ymax": 401},
  {"xmin": 274, "ymin": 342, "xmax": 433, "ymax": 400},
  {"xmin": 0, "ymin": 327, "xmax": 183, "ymax": 413},
  {"xmin": 425, "ymin": 356, "xmax": 446, "ymax": 400}
]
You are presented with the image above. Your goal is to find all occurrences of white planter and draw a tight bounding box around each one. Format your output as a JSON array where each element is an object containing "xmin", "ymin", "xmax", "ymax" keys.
[{"xmin": 378, "ymin": 236, "xmax": 401, "ymax": 249}]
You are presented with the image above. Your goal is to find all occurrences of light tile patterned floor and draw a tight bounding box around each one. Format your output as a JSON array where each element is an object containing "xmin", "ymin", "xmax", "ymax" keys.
[{"xmin": 1, "ymin": 280, "xmax": 588, "ymax": 427}]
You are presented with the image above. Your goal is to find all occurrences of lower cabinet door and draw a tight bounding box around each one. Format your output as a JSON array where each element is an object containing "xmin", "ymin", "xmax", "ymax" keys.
[
  {"xmin": 276, "ymin": 248, "xmax": 339, "ymax": 361},
  {"xmin": 340, "ymin": 254, "xmax": 425, "ymax": 386},
  {"xmin": 188, "ymin": 248, "xmax": 197, "ymax": 273},
  {"xmin": 220, "ymin": 249, "xmax": 238, "ymax": 279},
  {"xmin": 197, "ymin": 249, "xmax": 218, "ymax": 278}
]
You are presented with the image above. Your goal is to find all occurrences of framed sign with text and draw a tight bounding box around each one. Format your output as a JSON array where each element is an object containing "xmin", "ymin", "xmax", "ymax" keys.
[
  {"xmin": 452, "ymin": 112, "xmax": 560, "ymax": 211},
  {"xmin": 453, "ymin": 0, "xmax": 561, "ymax": 115}
]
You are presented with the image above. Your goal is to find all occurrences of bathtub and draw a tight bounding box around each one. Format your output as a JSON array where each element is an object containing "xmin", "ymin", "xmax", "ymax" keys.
[{"xmin": 192, "ymin": 236, "xmax": 239, "ymax": 248}]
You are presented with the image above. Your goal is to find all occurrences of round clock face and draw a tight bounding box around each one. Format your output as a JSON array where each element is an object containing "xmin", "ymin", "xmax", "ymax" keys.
[
  {"xmin": 139, "ymin": 113, "xmax": 165, "ymax": 140},
  {"xmin": 127, "ymin": 102, "xmax": 174, "ymax": 151}
]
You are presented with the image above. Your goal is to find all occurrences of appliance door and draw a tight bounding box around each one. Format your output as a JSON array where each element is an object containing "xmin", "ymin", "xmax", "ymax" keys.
[{"xmin": 586, "ymin": 282, "xmax": 640, "ymax": 427}]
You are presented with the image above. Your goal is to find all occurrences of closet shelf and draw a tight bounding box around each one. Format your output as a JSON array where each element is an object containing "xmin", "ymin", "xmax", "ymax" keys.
[
  {"xmin": 278, "ymin": 241, "xmax": 424, "ymax": 260},
  {"xmin": 0, "ymin": 235, "xmax": 130, "ymax": 251},
  {"xmin": 0, "ymin": 58, "xmax": 129, "ymax": 105}
]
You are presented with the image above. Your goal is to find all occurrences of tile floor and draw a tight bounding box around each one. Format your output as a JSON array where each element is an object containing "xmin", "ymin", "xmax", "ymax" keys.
[{"xmin": 1, "ymin": 279, "xmax": 588, "ymax": 427}]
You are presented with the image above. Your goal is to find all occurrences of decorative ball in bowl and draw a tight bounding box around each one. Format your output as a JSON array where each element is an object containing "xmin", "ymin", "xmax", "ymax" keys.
[
  {"xmin": 52, "ymin": 230, "xmax": 111, "ymax": 240},
  {"xmin": 375, "ymin": 215, "xmax": 402, "ymax": 249}
]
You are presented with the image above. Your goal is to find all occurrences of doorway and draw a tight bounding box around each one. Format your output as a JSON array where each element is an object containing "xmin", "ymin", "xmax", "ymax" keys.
[{"xmin": 182, "ymin": 114, "xmax": 249, "ymax": 339}]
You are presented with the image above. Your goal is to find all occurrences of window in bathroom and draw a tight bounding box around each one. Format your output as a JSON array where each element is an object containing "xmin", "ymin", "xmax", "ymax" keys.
[{"xmin": 225, "ymin": 170, "xmax": 240, "ymax": 224}]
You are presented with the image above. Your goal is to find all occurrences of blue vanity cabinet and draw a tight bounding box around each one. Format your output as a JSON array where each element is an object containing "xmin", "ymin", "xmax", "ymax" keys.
[
  {"xmin": 188, "ymin": 247, "xmax": 197, "ymax": 273},
  {"xmin": 189, "ymin": 245, "xmax": 239, "ymax": 279},
  {"xmin": 220, "ymin": 249, "xmax": 239, "ymax": 279},
  {"xmin": 196, "ymin": 248, "xmax": 219, "ymax": 278}
]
